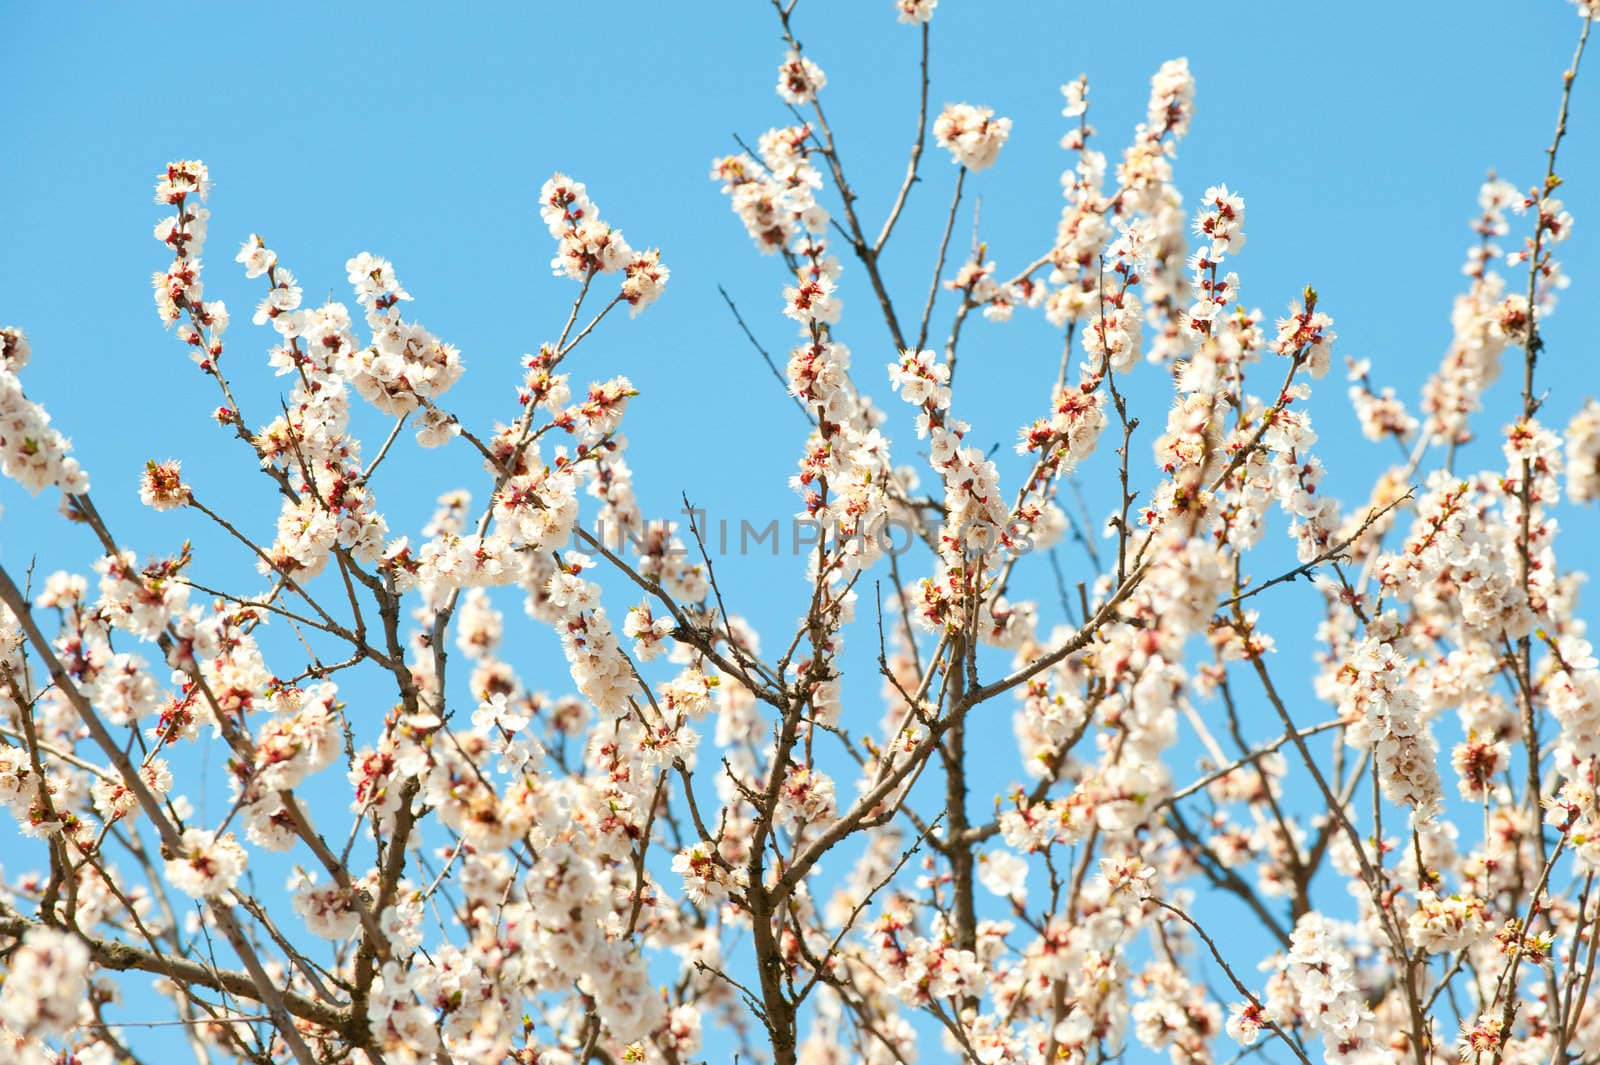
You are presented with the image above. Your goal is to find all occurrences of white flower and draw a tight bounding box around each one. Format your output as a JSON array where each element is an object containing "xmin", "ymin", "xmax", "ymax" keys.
[
  {"xmin": 1225, "ymin": 1002, "xmax": 1265, "ymax": 1046},
  {"xmin": 894, "ymin": 0, "xmax": 936, "ymax": 23},
  {"xmin": 783, "ymin": 275, "xmax": 841, "ymax": 328},
  {"xmin": 977, "ymin": 850, "xmax": 1029, "ymax": 900},
  {"xmin": 165, "ymin": 828, "xmax": 248, "ymax": 898},
  {"xmin": 293, "ymin": 875, "xmax": 364, "ymax": 941},
  {"xmin": 472, "ymin": 692, "xmax": 530, "ymax": 734},
  {"xmin": 933, "ymin": 103, "xmax": 1011, "ymax": 171},
  {"xmin": 139, "ymin": 459, "xmax": 190, "ymax": 510},
  {"xmin": 776, "ymin": 49, "xmax": 826, "ymax": 105}
]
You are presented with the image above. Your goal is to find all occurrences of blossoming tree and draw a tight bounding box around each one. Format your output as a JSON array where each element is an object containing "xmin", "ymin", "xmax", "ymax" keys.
[{"xmin": 3, "ymin": 2, "xmax": 1600, "ymax": 1064}]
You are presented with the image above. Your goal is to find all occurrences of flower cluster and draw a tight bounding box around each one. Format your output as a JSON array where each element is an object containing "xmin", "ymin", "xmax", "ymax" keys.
[
  {"xmin": 341, "ymin": 252, "xmax": 464, "ymax": 415},
  {"xmin": 151, "ymin": 161, "xmax": 228, "ymax": 352},
  {"xmin": 226, "ymin": 237, "xmax": 392, "ymax": 572},
  {"xmin": 890, "ymin": 347, "xmax": 1015, "ymax": 631},
  {"xmin": 539, "ymin": 174, "xmax": 669, "ymax": 316},
  {"xmin": 1420, "ymin": 177, "xmax": 1522, "ymax": 445},
  {"xmin": 1266, "ymin": 914, "xmax": 1377, "ymax": 1063},
  {"xmin": 1332, "ymin": 617, "xmax": 1445, "ymax": 822},
  {"xmin": 713, "ymin": 125, "xmax": 832, "ymax": 295},
  {"xmin": 1347, "ymin": 358, "xmax": 1419, "ymax": 443},
  {"xmin": 1407, "ymin": 890, "xmax": 1490, "ymax": 954},
  {"xmin": 0, "ymin": 327, "xmax": 89, "ymax": 496},
  {"xmin": 1567, "ymin": 397, "xmax": 1600, "ymax": 502},
  {"xmin": 0, "ymin": 927, "xmax": 89, "ymax": 1040}
]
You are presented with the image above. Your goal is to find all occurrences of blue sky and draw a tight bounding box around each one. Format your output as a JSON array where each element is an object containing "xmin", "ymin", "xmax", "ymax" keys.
[{"xmin": 5, "ymin": 0, "xmax": 1599, "ymax": 1059}]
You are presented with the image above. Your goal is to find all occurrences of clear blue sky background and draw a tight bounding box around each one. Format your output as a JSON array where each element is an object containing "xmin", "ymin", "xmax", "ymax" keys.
[{"xmin": 4, "ymin": 1, "xmax": 1599, "ymax": 1060}]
